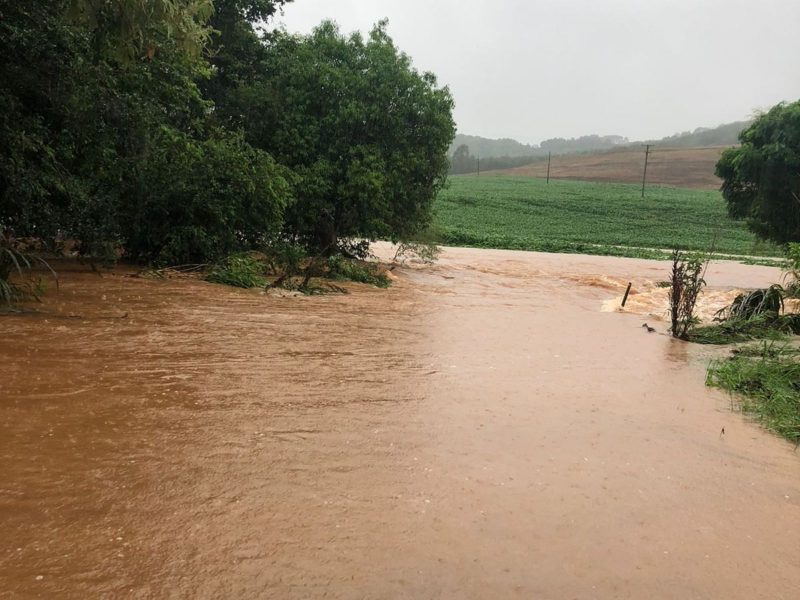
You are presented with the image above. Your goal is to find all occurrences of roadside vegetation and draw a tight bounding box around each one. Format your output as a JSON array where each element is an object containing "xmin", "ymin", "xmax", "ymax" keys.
[
  {"xmin": 682, "ymin": 244, "xmax": 800, "ymax": 444},
  {"xmin": 707, "ymin": 342, "xmax": 800, "ymax": 445},
  {"xmin": 697, "ymin": 102, "xmax": 800, "ymax": 444}
]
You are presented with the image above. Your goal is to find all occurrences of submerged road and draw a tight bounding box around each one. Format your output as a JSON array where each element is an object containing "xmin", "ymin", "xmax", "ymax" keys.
[{"xmin": 1, "ymin": 248, "xmax": 798, "ymax": 598}]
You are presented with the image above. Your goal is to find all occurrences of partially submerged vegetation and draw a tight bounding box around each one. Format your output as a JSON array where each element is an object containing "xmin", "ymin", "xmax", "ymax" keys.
[
  {"xmin": 707, "ymin": 342, "xmax": 800, "ymax": 445},
  {"xmin": 0, "ymin": 236, "xmax": 57, "ymax": 307},
  {"xmin": 204, "ymin": 251, "xmax": 391, "ymax": 294},
  {"xmin": 683, "ymin": 244, "xmax": 800, "ymax": 443},
  {"xmin": 667, "ymin": 250, "xmax": 706, "ymax": 340},
  {"xmin": 690, "ymin": 316, "xmax": 800, "ymax": 345}
]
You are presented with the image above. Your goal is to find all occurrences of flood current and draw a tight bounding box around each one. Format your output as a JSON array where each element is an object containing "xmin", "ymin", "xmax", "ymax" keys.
[{"xmin": 1, "ymin": 247, "xmax": 798, "ymax": 598}]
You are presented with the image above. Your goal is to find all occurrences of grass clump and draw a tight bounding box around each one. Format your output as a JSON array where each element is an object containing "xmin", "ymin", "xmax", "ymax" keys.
[
  {"xmin": 206, "ymin": 254, "xmax": 266, "ymax": 288},
  {"xmin": 689, "ymin": 315, "xmax": 800, "ymax": 345},
  {"xmin": 707, "ymin": 343, "xmax": 800, "ymax": 444},
  {"xmin": 326, "ymin": 256, "xmax": 390, "ymax": 288}
]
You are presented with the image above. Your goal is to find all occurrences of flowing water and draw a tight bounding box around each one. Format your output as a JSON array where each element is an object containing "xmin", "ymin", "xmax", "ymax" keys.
[{"xmin": 1, "ymin": 247, "xmax": 798, "ymax": 599}]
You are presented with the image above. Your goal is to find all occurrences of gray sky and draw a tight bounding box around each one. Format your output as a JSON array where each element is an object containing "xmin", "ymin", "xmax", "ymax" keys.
[{"xmin": 276, "ymin": 0, "xmax": 800, "ymax": 145}]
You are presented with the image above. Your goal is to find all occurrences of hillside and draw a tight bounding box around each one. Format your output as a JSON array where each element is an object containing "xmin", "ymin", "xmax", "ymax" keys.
[
  {"xmin": 485, "ymin": 145, "xmax": 727, "ymax": 189},
  {"xmin": 647, "ymin": 120, "xmax": 750, "ymax": 148},
  {"xmin": 451, "ymin": 120, "xmax": 749, "ymax": 181}
]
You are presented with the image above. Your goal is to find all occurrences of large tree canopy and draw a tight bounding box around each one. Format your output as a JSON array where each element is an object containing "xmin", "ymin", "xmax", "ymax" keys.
[
  {"xmin": 716, "ymin": 100, "xmax": 800, "ymax": 245},
  {"xmin": 234, "ymin": 20, "xmax": 456, "ymax": 251},
  {"xmin": 1, "ymin": 2, "xmax": 454, "ymax": 266},
  {"xmin": 0, "ymin": 0, "xmax": 291, "ymax": 263}
]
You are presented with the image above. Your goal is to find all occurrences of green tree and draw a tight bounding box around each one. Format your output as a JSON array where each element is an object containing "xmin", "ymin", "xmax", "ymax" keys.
[
  {"xmin": 716, "ymin": 100, "xmax": 800, "ymax": 245},
  {"xmin": 67, "ymin": 0, "xmax": 214, "ymax": 62},
  {"xmin": 240, "ymin": 20, "xmax": 456, "ymax": 252},
  {"xmin": 0, "ymin": 0, "xmax": 292, "ymax": 264},
  {"xmin": 123, "ymin": 128, "xmax": 293, "ymax": 264},
  {"xmin": 450, "ymin": 144, "xmax": 478, "ymax": 174}
]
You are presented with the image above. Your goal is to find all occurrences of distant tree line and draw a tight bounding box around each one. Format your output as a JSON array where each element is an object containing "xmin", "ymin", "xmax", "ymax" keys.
[
  {"xmin": 539, "ymin": 134, "xmax": 628, "ymax": 154},
  {"xmin": 0, "ymin": 1, "xmax": 455, "ymax": 265},
  {"xmin": 449, "ymin": 145, "xmax": 544, "ymax": 175}
]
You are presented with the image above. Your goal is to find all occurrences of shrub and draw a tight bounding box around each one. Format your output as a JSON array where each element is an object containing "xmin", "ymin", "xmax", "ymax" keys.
[
  {"xmin": 668, "ymin": 250, "xmax": 706, "ymax": 339},
  {"xmin": 123, "ymin": 129, "xmax": 292, "ymax": 265},
  {"xmin": 714, "ymin": 284, "xmax": 785, "ymax": 321},
  {"xmin": 326, "ymin": 256, "xmax": 390, "ymax": 288},
  {"xmin": 206, "ymin": 254, "xmax": 266, "ymax": 288}
]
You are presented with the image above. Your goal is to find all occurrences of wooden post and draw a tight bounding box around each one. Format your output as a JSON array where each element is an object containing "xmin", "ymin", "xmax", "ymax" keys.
[
  {"xmin": 621, "ymin": 282, "xmax": 632, "ymax": 307},
  {"xmin": 641, "ymin": 144, "xmax": 651, "ymax": 198},
  {"xmin": 546, "ymin": 151, "xmax": 551, "ymax": 184}
]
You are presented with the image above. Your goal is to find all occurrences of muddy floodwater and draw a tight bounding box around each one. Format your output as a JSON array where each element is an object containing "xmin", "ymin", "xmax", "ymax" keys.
[{"xmin": 1, "ymin": 247, "xmax": 799, "ymax": 599}]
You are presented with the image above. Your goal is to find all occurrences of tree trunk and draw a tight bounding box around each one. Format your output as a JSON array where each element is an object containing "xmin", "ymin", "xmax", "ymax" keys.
[{"xmin": 315, "ymin": 220, "xmax": 337, "ymax": 256}]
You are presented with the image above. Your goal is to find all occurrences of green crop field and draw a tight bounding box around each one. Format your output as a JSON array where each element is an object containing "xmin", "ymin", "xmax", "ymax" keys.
[{"xmin": 432, "ymin": 175, "xmax": 780, "ymax": 261}]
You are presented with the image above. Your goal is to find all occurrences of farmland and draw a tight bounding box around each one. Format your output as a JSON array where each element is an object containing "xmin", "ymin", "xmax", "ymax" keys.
[
  {"xmin": 487, "ymin": 146, "xmax": 726, "ymax": 189},
  {"xmin": 432, "ymin": 175, "xmax": 780, "ymax": 260}
]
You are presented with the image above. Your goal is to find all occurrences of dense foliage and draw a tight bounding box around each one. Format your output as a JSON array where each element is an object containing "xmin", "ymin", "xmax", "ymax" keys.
[
  {"xmin": 716, "ymin": 101, "xmax": 800, "ymax": 245},
  {"xmin": 217, "ymin": 20, "xmax": 455, "ymax": 252},
  {"xmin": 0, "ymin": 1, "xmax": 455, "ymax": 268},
  {"xmin": 449, "ymin": 145, "xmax": 542, "ymax": 175}
]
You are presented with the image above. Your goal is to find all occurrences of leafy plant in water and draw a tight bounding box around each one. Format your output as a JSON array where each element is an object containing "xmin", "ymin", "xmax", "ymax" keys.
[
  {"xmin": 668, "ymin": 249, "xmax": 706, "ymax": 339},
  {"xmin": 206, "ymin": 254, "xmax": 266, "ymax": 288},
  {"xmin": 714, "ymin": 284, "xmax": 785, "ymax": 322}
]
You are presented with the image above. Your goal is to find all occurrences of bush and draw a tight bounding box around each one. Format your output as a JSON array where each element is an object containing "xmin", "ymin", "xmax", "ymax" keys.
[
  {"xmin": 0, "ymin": 236, "xmax": 57, "ymax": 305},
  {"xmin": 714, "ymin": 284, "xmax": 785, "ymax": 321},
  {"xmin": 206, "ymin": 254, "xmax": 266, "ymax": 288},
  {"xmin": 668, "ymin": 250, "xmax": 706, "ymax": 339},
  {"xmin": 123, "ymin": 128, "xmax": 292, "ymax": 265},
  {"xmin": 326, "ymin": 256, "xmax": 390, "ymax": 287}
]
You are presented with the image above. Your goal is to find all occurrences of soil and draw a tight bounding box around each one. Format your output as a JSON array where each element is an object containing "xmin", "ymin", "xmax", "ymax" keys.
[{"xmin": 489, "ymin": 146, "xmax": 727, "ymax": 189}]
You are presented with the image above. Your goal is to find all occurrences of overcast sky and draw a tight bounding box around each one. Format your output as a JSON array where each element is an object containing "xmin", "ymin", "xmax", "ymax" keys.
[{"xmin": 275, "ymin": 0, "xmax": 800, "ymax": 145}]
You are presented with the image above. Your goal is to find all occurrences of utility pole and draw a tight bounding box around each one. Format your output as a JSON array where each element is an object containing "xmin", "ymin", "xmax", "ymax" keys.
[
  {"xmin": 546, "ymin": 151, "xmax": 551, "ymax": 184},
  {"xmin": 641, "ymin": 144, "xmax": 651, "ymax": 198}
]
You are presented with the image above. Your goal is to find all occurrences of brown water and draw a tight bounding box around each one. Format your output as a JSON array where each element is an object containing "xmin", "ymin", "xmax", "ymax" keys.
[{"xmin": 1, "ymin": 247, "xmax": 798, "ymax": 599}]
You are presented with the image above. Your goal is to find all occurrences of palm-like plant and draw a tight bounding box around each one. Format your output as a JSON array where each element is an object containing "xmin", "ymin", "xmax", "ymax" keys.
[{"xmin": 0, "ymin": 234, "xmax": 57, "ymax": 305}]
